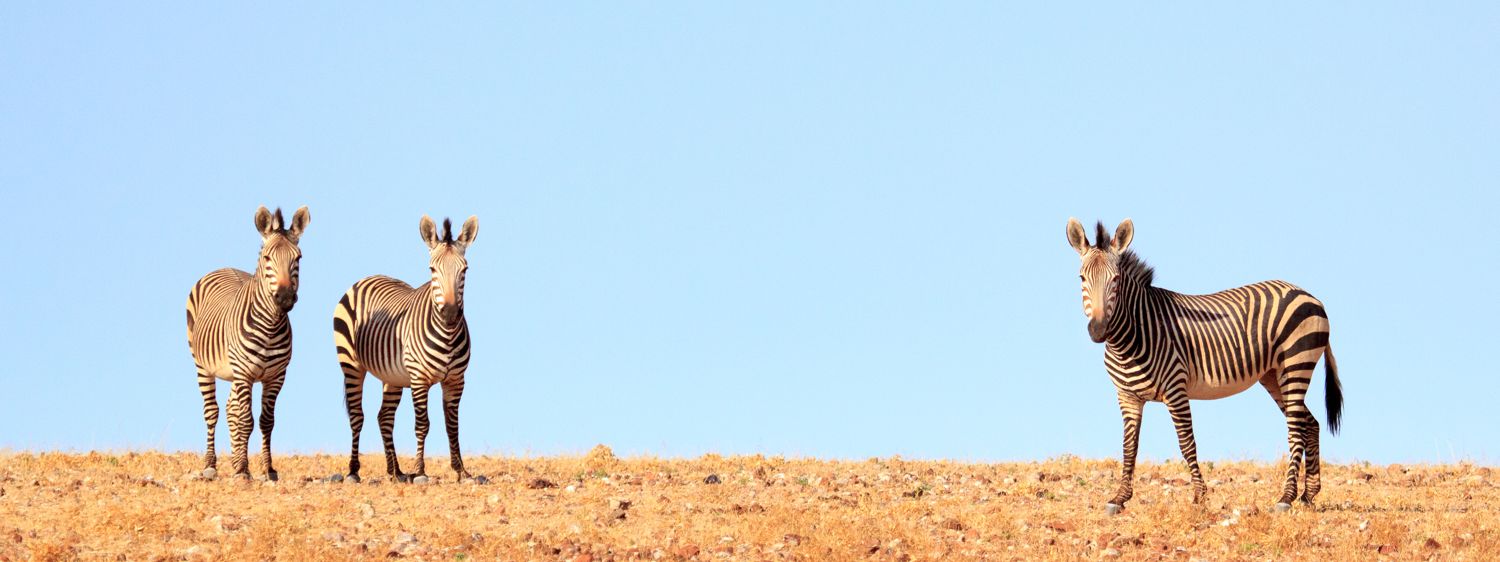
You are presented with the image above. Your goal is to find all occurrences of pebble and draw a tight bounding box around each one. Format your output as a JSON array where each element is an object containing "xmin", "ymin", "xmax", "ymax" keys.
[
  {"xmin": 412, "ymin": 475, "xmax": 430, "ymax": 485},
  {"xmin": 704, "ymin": 474, "xmax": 722, "ymax": 484}
]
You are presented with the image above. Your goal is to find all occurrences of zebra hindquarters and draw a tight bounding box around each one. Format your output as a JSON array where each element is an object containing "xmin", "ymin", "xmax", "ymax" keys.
[{"xmin": 1271, "ymin": 315, "xmax": 1332, "ymax": 509}]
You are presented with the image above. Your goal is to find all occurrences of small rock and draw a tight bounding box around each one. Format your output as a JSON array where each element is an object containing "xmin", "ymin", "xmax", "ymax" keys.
[
  {"xmin": 473, "ymin": 475, "xmax": 490, "ymax": 485},
  {"xmin": 412, "ymin": 476, "xmax": 430, "ymax": 485},
  {"xmin": 358, "ymin": 503, "xmax": 375, "ymax": 519},
  {"xmin": 1044, "ymin": 521, "xmax": 1075, "ymax": 533},
  {"xmin": 1101, "ymin": 548, "xmax": 1121, "ymax": 559},
  {"xmin": 202, "ymin": 468, "xmax": 217, "ymax": 480},
  {"xmin": 1376, "ymin": 544, "xmax": 1397, "ymax": 554},
  {"xmin": 1358, "ymin": 520, "xmax": 1370, "ymax": 532},
  {"xmin": 704, "ymin": 474, "xmax": 721, "ymax": 484},
  {"xmin": 527, "ymin": 478, "xmax": 557, "ymax": 489},
  {"xmin": 565, "ymin": 484, "xmax": 577, "ymax": 493},
  {"xmin": 327, "ymin": 474, "xmax": 344, "ymax": 483},
  {"xmin": 487, "ymin": 494, "xmax": 501, "ymax": 506},
  {"xmin": 1424, "ymin": 538, "xmax": 1441, "ymax": 550},
  {"xmin": 609, "ymin": 498, "xmax": 632, "ymax": 511},
  {"xmin": 783, "ymin": 534, "xmax": 804, "ymax": 546},
  {"xmin": 209, "ymin": 515, "xmax": 240, "ymax": 533}
]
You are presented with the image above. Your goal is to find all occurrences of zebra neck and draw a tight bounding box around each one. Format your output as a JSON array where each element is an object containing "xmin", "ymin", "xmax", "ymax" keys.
[
  {"xmin": 418, "ymin": 287, "xmax": 464, "ymax": 335},
  {"xmin": 245, "ymin": 280, "xmax": 288, "ymax": 327},
  {"xmin": 1103, "ymin": 282, "xmax": 1159, "ymax": 353}
]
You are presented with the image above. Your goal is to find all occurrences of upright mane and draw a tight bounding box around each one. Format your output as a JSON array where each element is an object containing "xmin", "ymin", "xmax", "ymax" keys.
[{"xmin": 1118, "ymin": 249, "xmax": 1155, "ymax": 287}]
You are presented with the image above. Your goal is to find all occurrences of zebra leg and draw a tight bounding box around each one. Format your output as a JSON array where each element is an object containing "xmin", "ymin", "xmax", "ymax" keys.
[
  {"xmin": 342, "ymin": 365, "xmax": 366, "ymax": 482},
  {"xmin": 257, "ymin": 375, "xmax": 284, "ymax": 481},
  {"xmin": 1107, "ymin": 392, "xmax": 1144, "ymax": 513},
  {"xmin": 410, "ymin": 380, "xmax": 431, "ymax": 478},
  {"xmin": 226, "ymin": 377, "xmax": 255, "ymax": 479},
  {"xmin": 378, "ymin": 383, "xmax": 408, "ymax": 481},
  {"xmin": 1273, "ymin": 361, "xmax": 1319, "ymax": 508},
  {"xmin": 196, "ymin": 368, "xmax": 219, "ymax": 477},
  {"xmin": 441, "ymin": 376, "xmax": 469, "ymax": 480},
  {"xmin": 1164, "ymin": 391, "xmax": 1208, "ymax": 504},
  {"xmin": 1300, "ymin": 414, "xmax": 1323, "ymax": 504}
]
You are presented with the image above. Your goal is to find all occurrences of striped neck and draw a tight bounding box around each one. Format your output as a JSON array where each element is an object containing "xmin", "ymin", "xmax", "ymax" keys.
[{"xmin": 247, "ymin": 278, "xmax": 289, "ymax": 327}]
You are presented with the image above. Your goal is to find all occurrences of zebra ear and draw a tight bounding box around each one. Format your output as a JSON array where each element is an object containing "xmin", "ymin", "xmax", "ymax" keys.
[
  {"xmin": 456, "ymin": 216, "xmax": 479, "ymax": 249},
  {"xmin": 1112, "ymin": 219, "xmax": 1134, "ymax": 253},
  {"xmin": 419, "ymin": 215, "xmax": 440, "ymax": 249},
  {"xmin": 254, "ymin": 206, "xmax": 276, "ymax": 238},
  {"xmin": 1066, "ymin": 217, "xmax": 1089, "ymax": 255},
  {"xmin": 287, "ymin": 206, "xmax": 310, "ymax": 243}
]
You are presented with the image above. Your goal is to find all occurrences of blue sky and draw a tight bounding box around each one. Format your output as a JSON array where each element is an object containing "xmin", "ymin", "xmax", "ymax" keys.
[{"xmin": 2, "ymin": 4, "xmax": 1496, "ymax": 464}]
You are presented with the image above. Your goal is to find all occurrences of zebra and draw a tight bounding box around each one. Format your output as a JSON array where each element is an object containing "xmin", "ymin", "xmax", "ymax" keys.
[
  {"xmin": 334, "ymin": 215, "xmax": 479, "ymax": 483},
  {"xmin": 186, "ymin": 206, "xmax": 310, "ymax": 480},
  {"xmin": 1065, "ymin": 218, "xmax": 1343, "ymax": 513}
]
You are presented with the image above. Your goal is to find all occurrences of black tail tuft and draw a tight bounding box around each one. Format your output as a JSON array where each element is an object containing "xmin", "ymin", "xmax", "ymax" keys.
[{"xmin": 1325, "ymin": 345, "xmax": 1343, "ymax": 435}]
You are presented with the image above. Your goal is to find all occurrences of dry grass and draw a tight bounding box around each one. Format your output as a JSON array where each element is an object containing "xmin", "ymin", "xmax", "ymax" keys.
[{"xmin": 0, "ymin": 449, "xmax": 1495, "ymax": 561}]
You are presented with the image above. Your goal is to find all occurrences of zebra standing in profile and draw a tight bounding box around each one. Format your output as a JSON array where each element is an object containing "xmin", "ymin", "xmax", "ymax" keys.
[
  {"xmin": 334, "ymin": 215, "xmax": 480, "ymax": 483},
  {"xmin": 186, "ymin": 206, "xmax": 310, "ymax": 480},
  {"xmin": 1065, "ymin": 218, "xmax": 1343, "ymax": 513}
]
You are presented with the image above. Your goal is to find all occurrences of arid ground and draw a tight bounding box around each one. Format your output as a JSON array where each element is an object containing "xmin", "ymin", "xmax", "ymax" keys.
[{"xmin": 0, "ymin": 447, "xmax": 1494, "ymax": 561}]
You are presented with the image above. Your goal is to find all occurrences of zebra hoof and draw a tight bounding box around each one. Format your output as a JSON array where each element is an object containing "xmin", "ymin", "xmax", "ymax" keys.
[
  {"xmin": 266, "ymin": 471, "xmax": 279, "ymax": 482},
  {"xmin": 326, "ymin": 473, "xmax": 344, "ymax": 483},
  {"xmin": 1105, "ymin": 503, "xmax": 1124, "ymax": 515},
  {"xmin": 201, "ymin": 468, "xmax": 217, "ymax": 480},
  {"xmin": 1273, "ymin": 502, "xmax": 1293, "ymax": 513},
  {"xmin": 394, "ymin": 474, "xmax": 411, "ymax": 484},
  {"xmin": 412, "ymin": 475, "xmax": 430, "ymax": 485}
]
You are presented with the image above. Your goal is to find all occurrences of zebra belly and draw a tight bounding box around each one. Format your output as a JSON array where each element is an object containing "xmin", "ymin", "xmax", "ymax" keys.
[
  {"xmin": 367, "ymin": 365, "xmax": 413, "ymax": 388},
  {"xmin": 1184, "ymin": 372, "xmax": 1260, "ymax": 400}
]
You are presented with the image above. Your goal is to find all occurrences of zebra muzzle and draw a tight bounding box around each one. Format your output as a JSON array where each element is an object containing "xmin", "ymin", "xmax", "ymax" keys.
[{"xmin": 1088, "ymin": 319, "xmax": 1107, "ymax": 343}]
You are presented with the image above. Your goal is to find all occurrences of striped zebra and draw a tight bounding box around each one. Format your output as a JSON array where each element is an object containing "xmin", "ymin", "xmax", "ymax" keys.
[
  {"xmin": 186, "ymin": 206, "xmax": 310, "ymax": 480},
  {"xmin": 334, "ymin": 215, "xmax": 479, "ymax": 483},
  {"xmin": 1066, "ymin": 218, "xmax": 1343, "ymax": 513}
]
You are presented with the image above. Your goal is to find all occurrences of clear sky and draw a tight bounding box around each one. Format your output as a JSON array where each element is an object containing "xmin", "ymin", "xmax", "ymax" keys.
[{"xmin": 2, "ymin": 4, "xmax": 1496, "ymax": 464}]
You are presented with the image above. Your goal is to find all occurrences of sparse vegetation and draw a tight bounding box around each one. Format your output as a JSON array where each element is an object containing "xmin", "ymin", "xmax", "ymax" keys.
[{"xmin": 0, "ymin": 451, "xmax": 1495, "ymax": 560}]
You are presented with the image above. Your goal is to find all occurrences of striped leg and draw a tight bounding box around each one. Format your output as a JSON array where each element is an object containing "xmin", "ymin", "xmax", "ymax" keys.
[
  {"xmin": 342, "ymin": 364, "xmax": 366, "ymax": 482},
  {"xmin": 378, "ymin": 383, "xmax": 408, "ymax": 481},
  {"xmin": 1164, "ymin": 389, "xmax": 1208, "ymax": 503},
  {"xmin": 196, "ymin": 368, "xmax": 219, "ymax": 477},
  {"xmin": 441, "ymin": 376, "xmax": 469, "ymax": 479},
  {"xmin": 226, "ymin": 376, "xmax": 255, "ymax": 479},
  {"xmin": 1108, "ymin": 392, "xmax": 1144, "ymax": 512},
  {"xmin": 1300, "ymin": 413, "xmax": 1323, "ymax": 504},
  {"xmin": 411, "ymin": 380, "xmax": 431, "ymax": 478},
  {"xmin": 257, "ymin": 374, "xmax": 284, "ymax": 481},
  {"xmin": 1274, "ymin": 365, "xmax": 1317, "ymax": 506}
]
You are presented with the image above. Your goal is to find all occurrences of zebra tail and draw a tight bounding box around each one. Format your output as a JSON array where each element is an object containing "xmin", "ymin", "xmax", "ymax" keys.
[{"xmin": 1324, "ymin": 344, "xmax": 1343, "ymax": 435}]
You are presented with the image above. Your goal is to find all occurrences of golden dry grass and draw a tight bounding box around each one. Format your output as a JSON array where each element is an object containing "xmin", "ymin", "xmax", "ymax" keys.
[{"xmin": 0, "ymin": 449, "xmax": 1495, "ymax": 561}]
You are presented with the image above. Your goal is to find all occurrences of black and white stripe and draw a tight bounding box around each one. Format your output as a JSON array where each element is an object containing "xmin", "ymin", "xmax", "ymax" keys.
[
  {"xmin": 333, "ymin": 215, "xmax": 479, "ymax": 483},
  {"xmin": 1067, "ymin": 218, "xmax": 1343, "ymax": 512},
  {"xmin": 186, "ymin": 206, "xmax": 308, "ymax": 480}
]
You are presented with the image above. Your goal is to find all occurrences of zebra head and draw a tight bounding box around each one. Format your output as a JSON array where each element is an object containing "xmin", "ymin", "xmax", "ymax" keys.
[
  {"xmin": 254, "ymin": 205, "xmax": 310, "ymax": 313},
  {"xmin": 1066, "ymin": 218, "xmax": 1134, "ymax": 343},
  {"xmin": 419, "ymin": 214, "xmax": 479, "ymax": 325}
]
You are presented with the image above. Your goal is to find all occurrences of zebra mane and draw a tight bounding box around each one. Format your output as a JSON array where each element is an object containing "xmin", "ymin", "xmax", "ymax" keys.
[
  {"xmin": 1118, "ymin": 249, "xmax": 1155, "ymax": 287},
  {"xmin": 441, "ymin": 218, "xmax": 454, "ymax": 244},
  {"xmin": 1093, "ymin": 221, "xmax": 1111, "ymax": 251}
]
